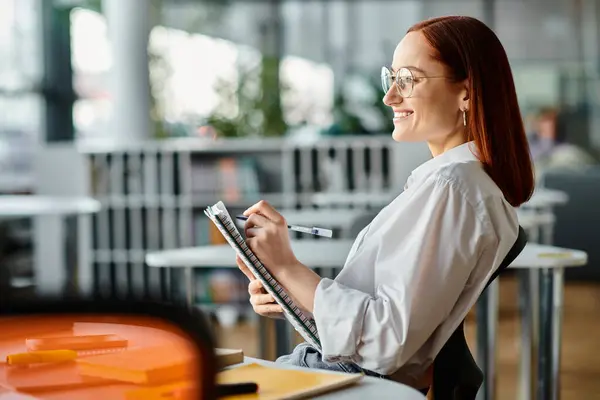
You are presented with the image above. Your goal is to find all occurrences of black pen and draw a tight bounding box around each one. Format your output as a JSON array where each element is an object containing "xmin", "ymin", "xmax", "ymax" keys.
[
  {"xmin": 216, "ymin": 382, "xmax": 259, "ymax": 397},
  {"xmin": 235, "ymin": 215, "xmax": 333, "ymax": 238}
]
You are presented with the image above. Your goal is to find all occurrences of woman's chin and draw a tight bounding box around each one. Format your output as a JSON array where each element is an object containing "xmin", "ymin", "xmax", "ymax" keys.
[{"xmin": 392, "ymin": 128, "xmax": 420, "ymax": 142}]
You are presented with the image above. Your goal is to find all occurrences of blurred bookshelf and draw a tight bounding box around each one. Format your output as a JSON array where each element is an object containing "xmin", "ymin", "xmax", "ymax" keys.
[{"xmin": 77, "ymin": 135, "xmax": 425, "ymax": 316}]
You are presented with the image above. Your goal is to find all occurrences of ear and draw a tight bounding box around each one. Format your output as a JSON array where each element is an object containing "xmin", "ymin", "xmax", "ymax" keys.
[{"xmin": 459, "ymin": 80, "xmax": 470, "ymax": 111}]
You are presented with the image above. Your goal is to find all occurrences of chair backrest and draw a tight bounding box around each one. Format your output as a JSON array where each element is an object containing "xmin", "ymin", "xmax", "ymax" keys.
[{"xmin": 429, "ymin": 226, "xmax": 527, "ymax": 400}]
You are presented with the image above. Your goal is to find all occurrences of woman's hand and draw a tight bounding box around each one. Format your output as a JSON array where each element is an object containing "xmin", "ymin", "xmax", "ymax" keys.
[
  {"xmin": 248, "ymin": 279, "xmax": 284, "ymax": 319},
  {"xmin": 234, "ymin": 200, "xmax": 322, "ymax": 314},
  {"xmin": 236, "ymin": 256, "xmax": 284, "ymax": 319},
  {"xmin": 242, "ymin": 200, "xmax": 299, "ymax": 277}
]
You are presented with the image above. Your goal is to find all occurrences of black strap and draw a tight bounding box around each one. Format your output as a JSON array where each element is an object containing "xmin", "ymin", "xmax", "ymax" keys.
[{"xmin": 485, "ymin": 225, "xmax": 528, "ymax": 290}]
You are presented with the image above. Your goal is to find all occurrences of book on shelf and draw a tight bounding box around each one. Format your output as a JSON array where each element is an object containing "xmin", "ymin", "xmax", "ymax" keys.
[{"xmin": 190, "ymin": 157, "xmax": 260, "ymax": 204}]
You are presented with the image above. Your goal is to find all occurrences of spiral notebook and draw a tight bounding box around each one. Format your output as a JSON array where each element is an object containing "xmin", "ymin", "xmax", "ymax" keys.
[{"xmin": 204, "ymin": 201, "xmax": 322, "ymax": 351}]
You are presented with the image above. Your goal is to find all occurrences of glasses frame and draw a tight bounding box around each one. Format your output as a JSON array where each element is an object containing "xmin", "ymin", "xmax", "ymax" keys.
[{"xmin": 381, "ymin": 66, "xmax": 449, "ymax": 98}]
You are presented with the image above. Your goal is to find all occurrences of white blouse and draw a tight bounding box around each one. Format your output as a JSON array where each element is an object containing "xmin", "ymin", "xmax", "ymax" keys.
[{"xmin": 312, "ymin": 141, "xmax": 519, "ymax": 384}]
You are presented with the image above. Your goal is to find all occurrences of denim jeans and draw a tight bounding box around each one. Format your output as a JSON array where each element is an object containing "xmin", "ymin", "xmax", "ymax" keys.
[{"xmin": 275, "ymin": 342, "xmax": 386, "ymax": 378}]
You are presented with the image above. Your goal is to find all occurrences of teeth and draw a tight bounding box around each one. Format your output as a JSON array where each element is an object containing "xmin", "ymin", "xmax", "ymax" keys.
[{"xmin": 394, "ymin": 111, "xmax": 414, "ymax": 118}]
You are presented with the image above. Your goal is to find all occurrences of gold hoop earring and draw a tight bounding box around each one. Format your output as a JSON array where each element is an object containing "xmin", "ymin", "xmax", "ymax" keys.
[{"xmin": 463, "ymin": 110, "xmax": 467, "ymax": 127}]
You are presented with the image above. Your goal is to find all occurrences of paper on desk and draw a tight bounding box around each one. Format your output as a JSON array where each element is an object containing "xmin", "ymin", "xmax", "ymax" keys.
[{"xmin": 217, "ymin": 363, "xmax": 362, "ymax": 400}]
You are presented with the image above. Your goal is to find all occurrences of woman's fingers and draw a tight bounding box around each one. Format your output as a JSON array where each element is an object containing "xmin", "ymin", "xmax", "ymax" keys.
[
  {"xmin": 247, "ymin": 278, "xmax": 283, "ymax": 318},
  {"xmin": 245, "ymin": 213, "xmax": 270, "ymax": 230},
  {"xmin": 248, "ymin": 279, "xmax": 265, "ymax": 295},
  {"xmin": 254, "ymin": 304, "xmax": 283, "ymax": 315},
  {"xmin": 244, "ymin": 227, "xmax": 261, "ymax": 238},
  {"xmin": 249, "ymin": 293, "xmax": 276, "ymax": 306},
  {"xmin": 243, "ymin": 200, "xmax": 284, "ymax": 225},
  {"xmin": 236, "ymin": 256, "xmax": 255, "ymax": 281}
]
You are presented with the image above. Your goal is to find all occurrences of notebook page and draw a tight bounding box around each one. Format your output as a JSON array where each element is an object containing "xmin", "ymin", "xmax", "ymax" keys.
[{"xmin": 204, "ymin": 201, "xmax": 321, "ymax": 350}]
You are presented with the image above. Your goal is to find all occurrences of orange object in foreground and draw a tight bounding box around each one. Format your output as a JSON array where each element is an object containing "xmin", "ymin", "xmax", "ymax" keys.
[
  {"xmin": 0, "ymin": 300, "xmax": 215, "ymax": 400},
  {"xmin": 26, "ymin": 334, "xmax": 128, "ymax": 351},
  {"xmin": 125, "ymin": 380, "xmax": 196, "ymax": 400}
]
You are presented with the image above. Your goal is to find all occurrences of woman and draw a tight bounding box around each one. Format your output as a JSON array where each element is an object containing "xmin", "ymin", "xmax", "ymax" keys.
[{"xmin": 236, "ymin": 15, "xmax": 534, "ymax": 391}]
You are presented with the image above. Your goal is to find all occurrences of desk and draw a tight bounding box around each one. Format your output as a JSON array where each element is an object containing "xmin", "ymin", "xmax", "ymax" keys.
[
  {"xmin": 521, "ymin": 188, "xmax": 567, "ymax": 248},
  {"xmin": 0, "ymin": 196, "xmax": 100, "ymax": 217},
  {"xmin": 516, "ymin": 209, "xmax": 555, "ymax": 231},
  {"xmin": 524, "ymin": 188, "xmax": 569, "ymax": 210},
  {"xmin": 146, "ymin": 240, "xmax": 353, "ymax": 270},
  {"xmin": 238, "ymin": 357, "xmax": 426, "ymax": 399},
  {"xmin": 0, "ymin": 196, "xmax": 101, "ymax": 296}
]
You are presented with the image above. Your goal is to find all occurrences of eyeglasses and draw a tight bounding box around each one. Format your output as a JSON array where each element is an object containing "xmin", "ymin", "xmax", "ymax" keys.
[{"xmin": 381, "ymin": 66, "xmax": 448, "ymax": 98}]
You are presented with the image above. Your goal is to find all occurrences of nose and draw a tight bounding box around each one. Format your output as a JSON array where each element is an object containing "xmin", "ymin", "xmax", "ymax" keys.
[{"xmin": 382, "ymin": 85, "xmax": 402, "ymax": 107}]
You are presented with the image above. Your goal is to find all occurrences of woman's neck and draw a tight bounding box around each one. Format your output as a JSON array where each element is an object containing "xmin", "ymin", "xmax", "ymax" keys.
[{"xmin": 427, "ymin": 130, "xmax": 468, "ymax": 157}]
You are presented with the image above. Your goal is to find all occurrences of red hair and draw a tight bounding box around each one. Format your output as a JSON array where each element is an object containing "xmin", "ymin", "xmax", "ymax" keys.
[{"xmin": 408, "ymin": 16, "xmax": 534, "ymax": 207}]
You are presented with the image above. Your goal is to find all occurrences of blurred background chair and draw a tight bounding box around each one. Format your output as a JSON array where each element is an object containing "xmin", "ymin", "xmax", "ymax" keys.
[{"xmin": 542, "ymin": 167, "xmax": 600, "ymax": 281}]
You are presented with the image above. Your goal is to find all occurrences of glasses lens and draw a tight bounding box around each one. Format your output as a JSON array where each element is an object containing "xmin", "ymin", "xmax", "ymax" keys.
[
  {"xmin": 381, "ymin": 67, "xmax": 393, "ymax": 93},
  {"xmin": 398, "ymin": 68, "xmax": 414, "ymax": 97}
]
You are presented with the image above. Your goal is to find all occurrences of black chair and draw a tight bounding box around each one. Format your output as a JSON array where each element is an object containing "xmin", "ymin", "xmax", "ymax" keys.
[{"xmin": 429, "ymin": 226, "xmax": 528, "ymax": 399}]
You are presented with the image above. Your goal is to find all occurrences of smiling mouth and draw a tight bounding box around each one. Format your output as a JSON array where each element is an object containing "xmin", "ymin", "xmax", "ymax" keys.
[{"xmin": 393, "ymin": 111, "xmax": 414, "ymax": 120}]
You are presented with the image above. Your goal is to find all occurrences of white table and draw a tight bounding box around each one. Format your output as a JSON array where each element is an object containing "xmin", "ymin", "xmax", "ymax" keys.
[
  {"xmin": 236, "ymin": 357, "xmax": 426, "ymax": 399},
  {"xmin": 0, "ymin": 196, "xmax": 100, "ymax": 217},
  {"xmin": 524, "ymin": 188, "xmax": 569, "ymax": 210},
  {"xmin": 516, "ymin": 209, "xmax": 555, "ymax": 231},
  {"xmin": 146, "ymin": 240, "xmax": 354, "ymax": 270},
  {"xmin": 0, "ymin": 195, "xmax": 101, "ymax": 296}
]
